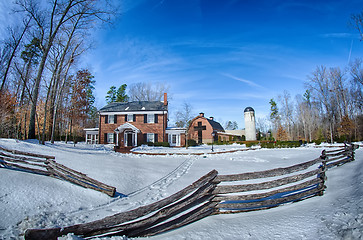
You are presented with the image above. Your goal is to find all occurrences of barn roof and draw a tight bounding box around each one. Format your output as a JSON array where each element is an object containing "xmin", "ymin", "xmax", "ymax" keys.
[
  {"xmin": 206, "ymin": 119, "xmax": 224, "ymax": 131},
  {"xmin": 99, "ymin": 101, "xmax": 167, "ymax": 113}
]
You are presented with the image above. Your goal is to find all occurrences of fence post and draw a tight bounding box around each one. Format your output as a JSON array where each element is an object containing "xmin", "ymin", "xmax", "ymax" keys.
[
  {"xmin": 350, "ymin": 144, "xmax": 356, "ymax": 162},
  {"xmin": 317, "ymin": 150, "xmax": 327, "ymax": 196}
]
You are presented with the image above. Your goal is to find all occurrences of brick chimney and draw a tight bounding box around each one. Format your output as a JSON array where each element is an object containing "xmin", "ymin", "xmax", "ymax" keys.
[
  {"xmin": 163, "ymin": 93, "xmax": 168, "ymax": 106},
  {"xmin": 199, "ymin": 112, "xmax": 204, "ymax": 117}
]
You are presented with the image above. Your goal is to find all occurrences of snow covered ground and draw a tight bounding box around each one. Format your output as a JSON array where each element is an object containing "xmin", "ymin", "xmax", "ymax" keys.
[{"xmin": 0, "ymin": 139, "xmax": 362, "ymax": 240}]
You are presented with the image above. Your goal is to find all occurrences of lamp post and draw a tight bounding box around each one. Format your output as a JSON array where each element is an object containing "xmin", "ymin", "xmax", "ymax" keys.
[{"xmin": 211, "ymin": 131, "xmax": 216, "ymax": 152}]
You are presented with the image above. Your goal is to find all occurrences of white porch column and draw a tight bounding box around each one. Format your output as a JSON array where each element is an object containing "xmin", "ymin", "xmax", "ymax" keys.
[
  {"xmin": 124, "ymin": 132, "xmax": 127, "ymax": 147},
  {"xmin": 135, "ymin": 131, "xmax": 138, "ymax": 146},
  {"xmin": 116, "ymin": 133, "xmax": 119, "ymax": 146}
]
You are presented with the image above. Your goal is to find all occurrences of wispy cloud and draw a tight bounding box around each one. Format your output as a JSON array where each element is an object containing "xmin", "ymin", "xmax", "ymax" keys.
[
  {"xmin": 119, "ymin": 0, "xmax": 147, "ymax": 13},
  {"xmin": 320, "ymin": 33, "xmax": 359, "ymax": 39},
  {"xmin": 221, "ymin": 73, "xmax": 264, "ymax": 89}
]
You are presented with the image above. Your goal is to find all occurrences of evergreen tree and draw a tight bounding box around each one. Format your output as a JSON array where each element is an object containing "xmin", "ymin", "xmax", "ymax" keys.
[
  {"xmin": 225, "ymin": 121, "xmax": 238, "ymax": 130},
  {"xmin": 269, "ymin": 98, "xmax": 280, "ymax": 124},
  {"xmin": 116, "ymin": 84, "xmax": 129, "ymax": 102},
  {"xmin": 20, "ymin": 38, "xmax": 42, "ymax": 64},
  {"xmin": 303, "ymin": 89, "xmax": 311, "ymax": 106},
  {"xmin": 106, "ymin": 86, "xmax": 116, "ymax": 104}
]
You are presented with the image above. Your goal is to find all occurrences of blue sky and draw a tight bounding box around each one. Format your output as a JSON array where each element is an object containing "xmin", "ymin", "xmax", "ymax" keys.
[
  {"xmin": 86, "ymin": 0, "xmax": 362, "ymax": 128},
  {"xmin": 1, "ymin": 0, "xmax": 363, "ymax": 128}
]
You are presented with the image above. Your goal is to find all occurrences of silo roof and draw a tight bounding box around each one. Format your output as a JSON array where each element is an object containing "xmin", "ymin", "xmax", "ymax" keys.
[{"xmin": 244, "ymin": 107, "xmax": 254, "ymax": 112}]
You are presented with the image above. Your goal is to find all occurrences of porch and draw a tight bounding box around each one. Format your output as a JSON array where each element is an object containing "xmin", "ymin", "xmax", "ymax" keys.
[{"xmin": 114, "ymin": 122, "xmax": 141, "ymax": 148}]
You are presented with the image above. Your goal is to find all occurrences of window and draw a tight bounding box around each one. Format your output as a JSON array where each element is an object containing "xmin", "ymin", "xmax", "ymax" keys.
[
  {"xmin": 147, "ymin": 114, "xmax": 154, "ymax": 123},
  {"xmin": 108, "ymin": 115, "xmax": 114, "ymax": 124},
  {"xmin": 107, "ymin": 133, "xmax": 114, "ymax": 143},
  {"xmin": 127, "ymin": 114, "xmax": 133, "ymax": 122},
  {"xmin": 172, "ymin": 134, "xmax": 177, "ymax": 144},
  {"xmin": 147, "ymin": 133, "xmax": 154, "ymax": 143}
]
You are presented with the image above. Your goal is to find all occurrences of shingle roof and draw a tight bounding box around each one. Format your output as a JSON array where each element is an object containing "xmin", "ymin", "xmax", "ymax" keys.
[
  {"xmin": 99, "ymin": 101, "xmax": 167, "ymax": 113},
  {"xmin": 206, "ymin": 119, "xmax": 224, "ymax": 132}
]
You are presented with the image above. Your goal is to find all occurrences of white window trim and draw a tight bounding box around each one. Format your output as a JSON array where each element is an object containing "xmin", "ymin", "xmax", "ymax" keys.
[
  {"xmin": 147, "ymin": 114, "xmax": 155, "ymax": 123},
  {"xmin": 107, "ymin": 133, "xmax": 114, "ymax": 143},
  {"xmin": 147, "ymin": 133, "xmax": 155, "ymax": 143},
  {"xmin": 127, "ymin": 114, "xmax": 133, "ymax": 122},
  {"xmin": 108, "ymin": 115, "xmax": 115, "ymax": 124}
]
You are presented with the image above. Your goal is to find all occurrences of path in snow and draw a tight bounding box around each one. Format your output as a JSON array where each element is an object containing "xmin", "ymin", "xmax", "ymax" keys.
[
  {"xmin": 15, "ymin": 153, "xmax": 197, "ymax": 237},
  {"xmin": 71, "ymin": 154, "xmax": 197, "ymax": 216},
  {"xmin": 127, "ymin": 156, "xmax": 196, "ymax": 197}
]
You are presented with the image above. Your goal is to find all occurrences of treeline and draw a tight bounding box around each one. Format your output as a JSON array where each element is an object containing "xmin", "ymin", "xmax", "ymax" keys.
[
  {"xmin": 263, "ymin": 60, "xmax": 363, "ymax": 143},
  {"xmin": 0, "ymin": 0, "xmax": 117, "ymax": 143},
  {"xmin": 261, "ymin": 11, "xmax": 363, "ymax": 143}
]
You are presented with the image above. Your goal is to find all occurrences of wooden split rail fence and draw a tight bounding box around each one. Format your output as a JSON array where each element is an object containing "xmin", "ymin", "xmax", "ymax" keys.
[
  {"xmin": 21, "ymin": 144, "xmax": 360, "ymax": 239},
  {"xmin": 0, "ymin": 146, "xmax": 116, "ymax": 197}
]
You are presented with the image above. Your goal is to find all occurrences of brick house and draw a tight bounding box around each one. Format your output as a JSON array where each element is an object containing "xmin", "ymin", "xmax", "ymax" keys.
[
  {"xmin": 187, "ymin": 112, "xmax": 240, "ymax": 144},
  {"xmin": 98, "ymin": 93, "xmax": 186, "ymax": 149}
]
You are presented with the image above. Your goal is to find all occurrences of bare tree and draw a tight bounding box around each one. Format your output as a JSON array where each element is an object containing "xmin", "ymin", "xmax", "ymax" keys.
[
  {"xmin": 174, "ymin": 102, "xmax": 194, "ymax": 128},
  {"xmin": 329, "ymin": 67, "xmax": 349, "ymax": 120},
  {"xmin": 256, "ymin": 117, "xmax": 269, "ymax": 138},
  {"xmin": 278, "ymin": 90, "xmax": 294, "ymax": 140},
  {"xmin": 295, "ymin": 91, "xmax": 319, "ymax": 142},
  {"xmin": 351, "ymin": 11, "xmax": 363, "ymax": 41},
  {"xmin": 0, "ymin": 18, "xmax": 31, "ymax": 92},
  {"xmin": 128, "ymin": 82, "xmax": 169, "ymax": 101},
  {"xmin": 15, "ymin": 0, "xmax": 117, "ymax": 139},
  {"xmin": 306, "ymin": 65, "xmax": 336, "ymax": 143},
  {"xmin": 349, "ymin": 58, "xmax": 363, "ymax": 139},
  {"xmin": 50, "ymin": 43, "xmax": 83, "ymax": 143},
  {"xmin": 350, "ymin": 58, "xmax": 363, "ymax": 86}
]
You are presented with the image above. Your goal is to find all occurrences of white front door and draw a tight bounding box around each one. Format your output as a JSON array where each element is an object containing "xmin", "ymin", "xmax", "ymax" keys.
[{"xmin": 169, "ymin": 134, "xmax": 180, "ymax": 147}]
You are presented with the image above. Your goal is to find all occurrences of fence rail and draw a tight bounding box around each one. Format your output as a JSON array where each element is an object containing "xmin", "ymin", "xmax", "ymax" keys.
[
  {"xmin": 21, "ymin": 143, "xmax": 359, "ymax": 239},
  {"xmin": 0, "ymin": 146, "xmax": 116, "ymax": 197}
]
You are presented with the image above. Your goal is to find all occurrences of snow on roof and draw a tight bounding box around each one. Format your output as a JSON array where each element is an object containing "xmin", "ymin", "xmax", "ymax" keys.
[{"xmin": 99, "ymin": 101, "xmax": 167, "ymax": 113}]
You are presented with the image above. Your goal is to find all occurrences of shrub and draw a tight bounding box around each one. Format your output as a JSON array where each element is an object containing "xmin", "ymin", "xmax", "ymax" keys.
[
  {"xmin": 313, "ymin": 139, "xmax": 322, "ymax": 145},
  {"xmin": 187, "ymin": 139, "xmax": 198, "ymax": 147},
  {"xmin": 207, "ymin": 141, "xmax": 236, "ymax": 145},
  {"xmin": 146, "ymin": 142, "xmax": 170, "ymax": 147},
  {"xmin": 245, "ymin": 141, "xmax": 260, "ymax": 147},
  {"xmin": 260, "ymin": 142, "xmax": 275, "ymax": 148},
  {"xmin": 260, "ymin": 141, "xmax": 302, "ymax": 148}
]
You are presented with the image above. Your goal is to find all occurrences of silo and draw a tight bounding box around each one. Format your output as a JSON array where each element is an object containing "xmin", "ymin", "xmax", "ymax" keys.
[{"xmin": 244, "ymin": 107, "xmax": 256, "ymax": 141}]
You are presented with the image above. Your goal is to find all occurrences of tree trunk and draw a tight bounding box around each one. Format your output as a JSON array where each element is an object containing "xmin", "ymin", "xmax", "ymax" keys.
[{"xmin": 27, "ymin": 1, "xmax": 75, "ymax": 139}]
